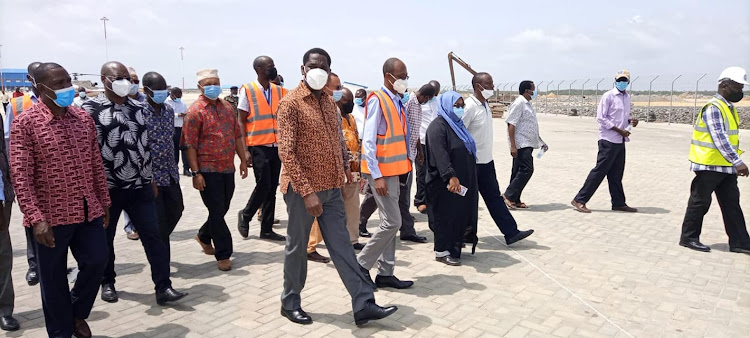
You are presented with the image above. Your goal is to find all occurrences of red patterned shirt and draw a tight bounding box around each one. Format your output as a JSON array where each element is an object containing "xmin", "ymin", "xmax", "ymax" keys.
[
  {"xmin": 10, "ymin": 102, "xmax": 111, "ymax": 227},
  {"xmin": 182, "ymin": 95, "xmax": 243, "ymax": 173}
]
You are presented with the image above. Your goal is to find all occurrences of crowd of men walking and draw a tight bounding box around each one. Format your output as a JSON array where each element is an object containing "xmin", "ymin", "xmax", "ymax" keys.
[{"xmin": 0, "ymin": 47, "xmax": 747, "ymax": 337}]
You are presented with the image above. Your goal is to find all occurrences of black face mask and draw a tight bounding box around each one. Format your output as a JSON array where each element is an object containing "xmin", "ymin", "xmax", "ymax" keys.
[
  {"xmin": 342, "ymin": 102, "xmax": 355, "ymax": 114},
  {"xmin": 727, "ymin": 90, "xmax": 744, "ymax": 103},
  {"xmin": 265, "ymin": 67, "xmax": 278, "ymax": 81}
]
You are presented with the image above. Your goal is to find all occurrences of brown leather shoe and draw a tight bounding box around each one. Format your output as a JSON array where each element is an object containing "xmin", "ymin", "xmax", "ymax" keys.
[
  {"xmin": 307, "ymin": 251, "xmax": 330, "ymax": 263},
  {"xmin": 417, "ymin": 204, "xmax": 427, "ymax": 214},
  {"xmin": 612, "ymin": 205, "xmax": 638, "ymax": 212},
  {"xmin": 217, "ymin": 259, "xmax": 231, "ymax": 271},
  {"xmin": 571, "ymin": 200, "xmax": 591, "ymax": 213},
  {"xmin": 73, "ymin": 318, "xmax": 92, "ymax": 338},
  {"xmin": 195, "ymin": 235, "xmax": 215, "ymax": 255}
]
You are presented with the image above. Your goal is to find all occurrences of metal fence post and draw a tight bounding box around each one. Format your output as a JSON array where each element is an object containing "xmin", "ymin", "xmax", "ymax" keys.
[
  {"xmin": 510, "ymin": 82, "xmax": 517, "ymax": 103},
  {"xmin": 546, "ymin": 81, "xmax": 554, "ymax": 114},
  {"xmin": 502, "ymin": 83, "xmax": 510, "ymax": 103},
  {"xmin": 581, "ymin": 79, "xmax": 590, "ymax": 117},
  {"xmin": 669, "ymin": 74, "xmax": 682, "ymax": 125},
  {"xmin": 556, "ymin": 81, "xmax": 565, "ymax": 115},
  {"xmin": 537, "ymin": 81, "xmax": 544, "ymax": 113},
  {"xmin": 568, "ymin": 80, "xmax": 577, "ymax": 116},
  {"xmin": 595, "ymin": 78, "xmax": 605, "ymax": 115},
  {"xmin": 647, "ymin": 75, "xmax": 659, "ymax": 123},
  {"xmin": 694, "ymin": 73, "xmax": 707, "ymax": 122}
]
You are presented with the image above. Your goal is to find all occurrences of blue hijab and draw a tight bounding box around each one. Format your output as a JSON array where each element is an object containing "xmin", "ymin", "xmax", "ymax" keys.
[{"xmin": 437, "ymin": 91, "xmax": 477, "ymax": 157}]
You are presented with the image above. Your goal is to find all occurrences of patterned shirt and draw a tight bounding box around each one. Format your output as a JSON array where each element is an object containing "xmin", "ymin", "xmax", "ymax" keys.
[
  {"xmin": 690, "ymin": 94, "xmax": 744, "ymax": 174},
  {"xmin": 342, "ymin": 113, "xmax": 360, "ymax": 172},
  {"xmin": 182, "ymin": 95, "xmax": 243, "ymax": 173},
  {"xmin": 224, "ymin": 94, "xmax": 239, "ymax": 114},
  {"xmin": 10, "ymin": 102, "xmax": 111, "ymax": 227},
  {"xmin": 405, "ymin": 93, "xmax": 422, "ymax": 162},
  {"xmin": 145, "ymin": 103, "xmax": 179, "ymax": 186},
  {"xmin": 506, "ymin": 95, "xmax": 544, "ymax": 149},
  {"xmin": 278, "ymin": 81, "xmax": 349, "ymax": 196},
  {"xmin": 82, "ymin": 96, "xmax": 153, "ymax": 189}
]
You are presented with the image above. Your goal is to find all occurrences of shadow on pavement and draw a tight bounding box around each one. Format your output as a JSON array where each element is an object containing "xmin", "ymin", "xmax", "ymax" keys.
[
  {"xmin": 171, "ymin": 250, "xmax": 283, "ymax": 279},
  {"xmin": 411, "ymin": 274, "xmax": 487, "ymax": 297},
  {"xmin": 634, "ymin": 207, "xmax": 671, "ymax": 214},
  {"xmin": 477, "ymin": 237, "xmax": 551, "ymax": 251},
  {"xmin": 114, "ymin": 263, "xmax": 146, "ymax": 276},
  {"xmin": 310, "ymin": 304, "xmax": 428, "ymax": 333},
  {"xmin": 463, "ymin": 251, "xmax": 522, "ymax": 274},
  {"xmin": 521, "ymin": 203, "xmax": 571, "ymax": 212},
  {"xmin": 118, "ymin": 323, "xmax": 190, "ymax": 338}
]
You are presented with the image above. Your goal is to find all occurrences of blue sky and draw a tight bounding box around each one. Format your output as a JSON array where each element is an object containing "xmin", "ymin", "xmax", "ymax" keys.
[{"xmin": 1, "ymin": 0, "xmax": 748, "ymax": 91}]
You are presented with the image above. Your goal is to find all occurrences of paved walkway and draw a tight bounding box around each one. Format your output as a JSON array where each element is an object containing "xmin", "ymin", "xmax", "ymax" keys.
[{"xmin": 5, "ymin": 114, "xmax": 749, "ymax": 337}]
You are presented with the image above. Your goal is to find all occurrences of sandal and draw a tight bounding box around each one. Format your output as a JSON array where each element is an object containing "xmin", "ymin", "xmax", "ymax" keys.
[
  {"xmin": 502, "ymin": 195, "xmax": 517, "ymax": 210},
  {"xmin": 515, "ymin": 202, "xmax": 529, "ymax": 209}
]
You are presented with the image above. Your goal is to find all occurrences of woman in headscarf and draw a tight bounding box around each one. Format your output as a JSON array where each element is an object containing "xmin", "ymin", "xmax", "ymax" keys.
[{"xmin": 424, "ymin": 91, "xmax": 479, "ymax": 266}]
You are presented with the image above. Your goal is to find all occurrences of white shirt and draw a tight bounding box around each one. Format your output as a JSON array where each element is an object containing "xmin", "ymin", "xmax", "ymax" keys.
[
  {"xmin": 165, "ymin": 97, "xmax": 187, "ymax": 127},
  {"xmin": 419, "ymin": 99, "xmax": 438, "ymax": 144},
  {"xmin": 351, "ymin": 104, "xmax": 365, "ymax": 139},
  {"xmin": 462, "ymin": 95, "xmax": 494, "ymax": 164},
  {"xmin": 505, "ymin": 95, "xmax": 543, "ymax": 149},
  {"xmin": 72, "ymin": 95, "xmax": 91, "ymax": 108}
]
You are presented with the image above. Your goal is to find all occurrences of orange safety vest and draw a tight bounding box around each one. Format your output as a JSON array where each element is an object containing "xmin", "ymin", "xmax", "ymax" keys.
[
  {"xmin": 241, "ymin": 82, "xmax": 287, "ymax": 146},
  {"xmin": 361, "ymin": 90, "xmax": 412, "ymax": 177},
  {"xmin": 10, "ymin": 95, "xmax": 33, "ymax": 118}
]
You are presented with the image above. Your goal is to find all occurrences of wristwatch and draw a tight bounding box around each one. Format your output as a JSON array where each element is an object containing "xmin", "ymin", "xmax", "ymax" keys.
[{"xmin": 190, "ymin": 170, "xmax": 201, "ymax": 177}]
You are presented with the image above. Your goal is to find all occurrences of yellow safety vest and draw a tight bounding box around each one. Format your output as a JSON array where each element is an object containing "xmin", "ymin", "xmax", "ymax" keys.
[{"xmin": 688, "ymin": 97, "xmax": 743, "ymax": 166}]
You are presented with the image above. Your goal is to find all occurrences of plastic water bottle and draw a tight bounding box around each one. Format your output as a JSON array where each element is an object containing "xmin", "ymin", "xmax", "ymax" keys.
[{"xmin": 536, "ymin": 148, "xmax": 546, "ymax": 159}]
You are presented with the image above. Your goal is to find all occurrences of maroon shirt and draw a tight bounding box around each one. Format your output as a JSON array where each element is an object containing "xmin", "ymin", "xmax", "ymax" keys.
[
  {"xmin": 182, "ymin": 95, "xmax": 243, "ymax": 173},
  {"xmin": 10, "ymin": 102, "xmax": 111, "ymax": 227}
]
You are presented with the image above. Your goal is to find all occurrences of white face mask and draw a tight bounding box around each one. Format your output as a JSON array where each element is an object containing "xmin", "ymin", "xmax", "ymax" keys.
[
  {"xmin": 388, "ymin": 74, "xmax": 408, "ymax": 94},
  {"xmin": 305, "ymin": 68, "xmax": 329, "ymax": 91},
  {"xmin": 481, "ymin": 89, "xmax": 494, "ymax": 99},
  {"xmin": 110, "ymin": 79, "xmax": 132, "ymax": 97}
]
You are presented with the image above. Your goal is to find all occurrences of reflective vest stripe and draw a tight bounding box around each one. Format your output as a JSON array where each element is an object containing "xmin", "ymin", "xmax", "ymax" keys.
[
  {"xmin": 247, "ymin": 128, "xmax": 276, "ymax": 136},
  {"xmin": 690, "ymin": 139, "xmax": 740, "ymax": 150},
  {"xmin": 377, "ymin": 153, "xmax": 409, "ymax": 163},
  {"xmin": 693, "ymin": 125, "xmax": 739, "ymax": 135},
  {"xmin": 376, "ymin": 135, "xmax": 405, "ymax": 145}
]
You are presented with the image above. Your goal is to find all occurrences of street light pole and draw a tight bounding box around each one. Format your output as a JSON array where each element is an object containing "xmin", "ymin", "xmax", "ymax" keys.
[
  {"xmin": 100, "ymin": 17, "xmax": 109, "ymax": 61},
  {"xmin": 0, "ymin": 44, "xmax": 4, "ymax": 92},
  {"xmin": 179, "ymin": 47, "xmax": 185, "ymax": 89}
]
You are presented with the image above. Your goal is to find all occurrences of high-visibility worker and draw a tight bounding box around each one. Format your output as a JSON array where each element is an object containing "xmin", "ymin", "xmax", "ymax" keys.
[
  {"xmin": 236, "ymin": 56, "xmax": 287, "ymax": 241},
  {"xmin": 679, "ymin": 66, "xmax": 750, "ymax": 254}
]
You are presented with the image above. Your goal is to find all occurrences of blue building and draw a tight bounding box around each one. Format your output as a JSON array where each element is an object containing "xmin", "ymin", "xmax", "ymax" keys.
[{"xmin": 0, "ymin": 68, "xmax": 32, "ymax": 90}]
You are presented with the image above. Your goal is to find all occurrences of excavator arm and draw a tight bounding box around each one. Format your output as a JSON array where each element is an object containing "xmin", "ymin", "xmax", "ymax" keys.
[{"xmin": 448, "ymin": 51, "xmax": 478, "ymax": 91}]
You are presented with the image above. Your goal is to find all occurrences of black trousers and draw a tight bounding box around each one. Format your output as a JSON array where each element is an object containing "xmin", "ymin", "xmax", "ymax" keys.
[
  {"xmin": 198, "ymin": 173, "xmax": 235, "ymax": 260},
  {"xmin": 477, "ymin": 161, "xmax": 520, "ymax": 237},
  {"xmin": 574, "ymin": 140, "xmax": 626, "ymax": 207},
  {"xmin": 505, "ymin": 147, "xmax": 535, "ymax": 203},
  {"xmin": 0, "ymin": 202, "xmax": 14, "ymax": 317},
  {"xmin": 26, "ymin": 225, "xmax": 37, "ymax": 271},
  {"xmin": 37, "ymin": 217, "xmax": 107, "ymax": 338},
  {"xmin": 104, "ymin": 187, "xmax": 172, "ymax": 292},
  {"xmin": 413, "ymin": 143, "xmax": 428, "ymax": 207},
  {"xmin": 359, "ymin": 172, "xmax": 416, "ymax": 237},
  {"xmin": 241, "ymin": 146, "xmax": 281, "ymax": 234},
  {"xmin": 174, "ymin": 127, "xmax": 190, "ymax": 173},
  {"xmin": 680, "ymin": 171, "xmax": 750, "ymax": 248},
  {"xmin": 155, "ymin": 179, "xmax": 184, "ymax": 258}
]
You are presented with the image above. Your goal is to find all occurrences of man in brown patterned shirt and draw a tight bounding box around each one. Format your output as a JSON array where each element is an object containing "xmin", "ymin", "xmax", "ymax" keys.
[{"xmin": 277, "ymin": 47, "xmax": 397, "ymax": 326}]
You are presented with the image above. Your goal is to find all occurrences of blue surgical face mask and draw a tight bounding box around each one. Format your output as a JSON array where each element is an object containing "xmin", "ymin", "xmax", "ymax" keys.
[
  {"xmin": 148, "ymin": 88, "xmax": 169, "ymax": 104},
  {"xmin": 174, "ymin": 97, "xmax": 182, "ymax": 103},
  {"xmin": 401, "ymin": 92, "xmax": 410, "ymax": 104},
  {"xmin": 332, "ymin": 90, "xmax": 343, "ymax": 102},
  {"xmin": 453, "ymin": 107, "xmax": 465, "ymax": 118},
  {"xmin": 615, "ymin": 81, "xmax": 628, "ymax": 91},
  {"xmin": 428, "ymin": 96, "xmax": 436, "ymax": 103},
  {"xmin": 79, "ymin": 91, "xmax": 86, "ymax": 98},
  {"xmin": 202, "ymin": 85, "xmax": 221, "ymax": 100},
  {"xmin": 354, "ymin": 98, "xmax": 364, "ymax": 106},
  {"xmin": 280, "ymin": 82, "xmax": 285, "ymax": 88},
  {"xmin": 531, "ymin": 89, "xmax": 538, "ymax": 99},
  {"xmin": 45, "ymin": 85, "xmax": 76, "ymax": 108}
]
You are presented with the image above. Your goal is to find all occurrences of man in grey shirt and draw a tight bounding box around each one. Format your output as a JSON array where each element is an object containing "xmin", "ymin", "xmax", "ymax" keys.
[{"xmin": 504, "ymin": 80, "xmax": 547, "ymax": 209}]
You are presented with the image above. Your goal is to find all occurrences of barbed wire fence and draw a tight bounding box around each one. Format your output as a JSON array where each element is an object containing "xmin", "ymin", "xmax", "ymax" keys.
[{"xmin": 446, "ymin": 72, "xmax": 749, "ymax": 128}]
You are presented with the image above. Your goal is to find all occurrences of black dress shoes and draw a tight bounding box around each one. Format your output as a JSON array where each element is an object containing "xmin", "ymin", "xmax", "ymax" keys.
[
  {"xmin": 400, "ymin": 234, "xmax": 428, "ymax": 243},
  {"xmin": 354, "ymin": 300, "xmax": 398, "ymax": 326},
  {"xmin": 281, "ymin": 307, "xmax": 313, "ymax": 325},
  {"xmin": 100, "ymin": 283, "xmax": 118, "ymax": 303},
  {"xmin": 156, "ymin": 287, "xmax": 188, "ymax": 305},
  {"xmin": 679, "ymin": 240, "xmax": 711, "ymax": 252},
  {"xmin": 237, "ymin": 210, "xmax": 250, "ymax": 238},
  {"xmin": 353, "ymin": 243, "xmax": 365, "ymax": 250},
  {"xmin": 436, "ymin": 256, "xmax": 461, "ymax": 266},
  {"xmin": 729, "ymin": 246, "xmax": 750, "ymax": 254},
  {"xmin": 0, "ymin": 316, "xmax": 19, "ymax": 331},
  {"xmin": 375, "ymin": 275, "xmax": 413, "ymax": 289},
  {"xmin": 359, "ymin": 230, "xmax": 372, "ymax": 238},
  {"xmin": 26, "ymin": 268, "xmax": 39, "ymax": 286},
  {"xmin": 73, "ymin": 318, "xmax": 91, "ymax": 338},
  {"xmin": 260, "ymin": 231, "xmax": 286, "ymax": 241},
  {"xmin": 506, "ymin": 229, "xmax": 535, "ymax": 245}
]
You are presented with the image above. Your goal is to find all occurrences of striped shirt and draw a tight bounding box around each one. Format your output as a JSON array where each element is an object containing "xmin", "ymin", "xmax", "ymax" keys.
[{"xmin": 690, "ymin": 94, "xmax": 744, "ymax": 174}]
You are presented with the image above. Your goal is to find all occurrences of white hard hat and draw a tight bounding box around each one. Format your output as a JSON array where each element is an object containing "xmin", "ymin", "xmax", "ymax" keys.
[{"xmin": 718, "ymin": 66, "xmax": 749, "ymax": 85}]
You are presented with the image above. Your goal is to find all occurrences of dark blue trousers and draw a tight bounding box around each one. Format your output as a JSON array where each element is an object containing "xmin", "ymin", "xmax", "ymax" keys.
[
  {"xmin": 477, "ymin": 161, "xmax": 520, "ymax": 238},
  {"xmin": 36, "ymin": 217, "xmax": 107, "ymax": 338}
]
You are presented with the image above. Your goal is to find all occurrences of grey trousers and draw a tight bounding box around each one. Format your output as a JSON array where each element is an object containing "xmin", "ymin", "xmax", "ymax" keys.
[
  {"xmin": 357, "ymin": 175, "xmax": 401, "ymax": 276},
  {"xmin": 0, "ymin": 202, "xmax": 14, "ymax": 316},
  {"xmin": 359, "ymin": 171, "xmax": 416, "ymax": 237},
  {"xmin": 281, "ymin": 185, "xmax": 374, "ymax": 313}
]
